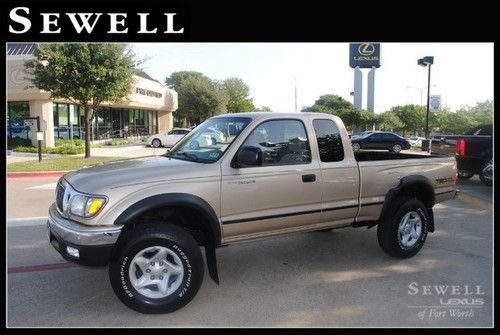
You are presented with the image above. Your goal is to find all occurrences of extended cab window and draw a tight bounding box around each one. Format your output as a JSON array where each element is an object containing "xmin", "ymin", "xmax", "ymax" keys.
[
  {"xmin": 313, "ymin": 119, "xmax": 344, "ymax": 162},
  {"xmin": 240, "ymin": 119, "xmax": 311, "ymax": 166}
]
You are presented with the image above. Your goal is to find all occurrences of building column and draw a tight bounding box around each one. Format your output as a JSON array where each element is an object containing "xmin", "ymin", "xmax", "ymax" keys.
[
  {"xmin": 29, "ymin": 100, "xmax": 54, "ymax": 148},
  {"xmin": 157, "ymin": 110, "xmax": 173, "ymax": 133}
]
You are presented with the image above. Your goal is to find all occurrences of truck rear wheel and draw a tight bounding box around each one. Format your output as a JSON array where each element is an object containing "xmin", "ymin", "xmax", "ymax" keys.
[
  {"xmin": 109, "ymin": 222, "xmax": 204, "ymax": 314},
  {"xmin": 377, "ymin": 197, "xmax": 429, "ymax": 258}
]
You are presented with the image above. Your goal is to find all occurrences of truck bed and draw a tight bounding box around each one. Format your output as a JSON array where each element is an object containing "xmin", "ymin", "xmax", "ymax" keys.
[{"xmin": 354, "ymin": 151, "xmax": 447, "ymax": 161}]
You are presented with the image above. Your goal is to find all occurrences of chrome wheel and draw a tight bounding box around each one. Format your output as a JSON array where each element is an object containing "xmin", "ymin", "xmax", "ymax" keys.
[
  {"xmin": 352, "ymin": 143, "xmax": 361, "ymax": 151},
  {"xmin": 393, "ymin": 144, "xmax": 402, "ymax": 153},
  {"xmin": 398, "ymin": 211, "xmax": 422, "ymax": 248},
  {"xmin": 128, "ymin": 246, "xmax": 184, "ymax": 299}
]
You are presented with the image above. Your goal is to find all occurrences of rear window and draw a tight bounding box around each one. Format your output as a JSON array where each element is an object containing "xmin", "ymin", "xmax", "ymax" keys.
[{"xmin": 312, "ymin": 119, "xmax": 344, "ymax": 162}]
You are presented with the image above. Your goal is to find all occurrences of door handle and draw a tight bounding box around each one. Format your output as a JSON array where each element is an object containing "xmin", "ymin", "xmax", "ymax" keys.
[{"xmin": 302, "ymin": 174, "xmax": 316, "ymax": 183}]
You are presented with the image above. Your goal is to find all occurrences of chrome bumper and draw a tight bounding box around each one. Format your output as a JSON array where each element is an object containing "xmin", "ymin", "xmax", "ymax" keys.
[{"xmin": 47, "ymin": 203, "xmax": 122, "ymax": 246}]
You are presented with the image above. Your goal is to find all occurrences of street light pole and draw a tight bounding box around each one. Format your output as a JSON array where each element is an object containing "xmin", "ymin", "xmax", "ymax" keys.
[
  {"xmin": 424, "ymin": 63, "xmax": 432, "ymax": 139},
  {"xmin": 417, "ymin": 56, "xmax": 434, "ymax": 140}
]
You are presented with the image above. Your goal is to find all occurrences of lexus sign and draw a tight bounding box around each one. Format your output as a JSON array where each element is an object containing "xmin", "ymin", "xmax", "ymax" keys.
[{"xmin": 349, "ymin": 43, "xmax": 381, "ymax": 68}]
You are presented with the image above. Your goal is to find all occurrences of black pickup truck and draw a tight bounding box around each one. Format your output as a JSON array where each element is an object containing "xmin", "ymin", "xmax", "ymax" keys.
[{"xmin": 431, "ymin": 124, "xmax": 492, "ymax": 185}]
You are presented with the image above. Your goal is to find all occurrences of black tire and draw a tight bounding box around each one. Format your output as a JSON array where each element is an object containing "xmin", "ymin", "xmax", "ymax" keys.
[
  {"xmin": 109, "ymin": 222, "xmax": 204, "ymax": 314},
  {"xmin": 151, "ymin": 139, "xmax": 162, "ymax": 148},
  {"xmin": 458, "ymin": 171, "xmax": 474, "ymax": 179},
  {"xmin": 391, "ymin": 143, "xmax": 402, "ymax": 153},
  {"xmin": 479, "ymin": 170, "xmax": 492, "ymax": 186},
  {"xmin": 377, "ymin": 197, "xmax": 429, "ymax": 258}
]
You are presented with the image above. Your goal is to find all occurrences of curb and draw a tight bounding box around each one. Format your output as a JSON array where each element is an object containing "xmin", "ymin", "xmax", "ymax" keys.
[
  {"xmin": 457, "ymin": 191, "xmax": 492, "ymax": 211},
  {"xmin": 7, "ymin": 171, "xmax": 67, "ymax": 179}
]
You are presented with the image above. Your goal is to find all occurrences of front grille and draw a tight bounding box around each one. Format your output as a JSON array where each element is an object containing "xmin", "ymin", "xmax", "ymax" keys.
[{"xmin": 56, "ymin": 183, "xmax": 65, "ymax": 211}]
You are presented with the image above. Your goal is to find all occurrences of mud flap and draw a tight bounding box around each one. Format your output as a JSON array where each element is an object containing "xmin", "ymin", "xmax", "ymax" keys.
[
  {"xmin": 205, "ymin": 246, "xmax": 219, "ymax": 284},
  {"xmin": 427, "ymin": 207, "xmax": 435, "ymax": 232}
]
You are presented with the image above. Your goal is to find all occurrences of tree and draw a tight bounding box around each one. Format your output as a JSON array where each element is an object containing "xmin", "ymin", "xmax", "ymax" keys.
[
  {"xmin": 374, "ymin": 111, "xmax": 403, "ymax": 132},
  {"xmin": 25, "ymin": 43, "xmax": 136, "ymax": 158},
  {"xmin": 390, "ymin": 104, "xmax": 425, "ymax": 136},
  {"xmin": 165, "ymin": 71, "xmax": 206, "ymax": 91},
  {"xmin": 255, "ymin": 106, "xmax": 272, "ymax": 112},
  {"xmin": 177, "ymin": 76, "xmax": 229, "ymax": 126},
  {"xmin": 222, "ymin": 77, "xmax": 255, "ymax": 113},
  {"xmin": 310, "ymin": 94, "xmax": 353, "ymax": 111}
]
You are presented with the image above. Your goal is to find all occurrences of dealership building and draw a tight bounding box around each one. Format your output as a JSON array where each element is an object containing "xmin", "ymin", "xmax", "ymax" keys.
[{"xmin": 7, "ymin": 43, "xmax": 178, "ymax": 148}]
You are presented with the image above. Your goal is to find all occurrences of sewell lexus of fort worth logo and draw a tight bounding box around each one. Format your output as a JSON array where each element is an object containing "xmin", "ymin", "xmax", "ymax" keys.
[{"xmin": 407, "ymin": 282, "xmax": 486, "ymax": 320}]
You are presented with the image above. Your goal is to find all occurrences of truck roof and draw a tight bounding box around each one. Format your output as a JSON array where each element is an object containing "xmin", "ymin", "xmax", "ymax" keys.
[{"xmin": 212, "ymin": 112, "xmax": 340, "ymax": 121}]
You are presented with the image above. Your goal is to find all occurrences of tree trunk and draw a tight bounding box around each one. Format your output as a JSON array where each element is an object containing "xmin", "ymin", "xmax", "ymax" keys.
[{"xmin": 84, "ymin": 106, "xmax": 91, "ymax": 158}]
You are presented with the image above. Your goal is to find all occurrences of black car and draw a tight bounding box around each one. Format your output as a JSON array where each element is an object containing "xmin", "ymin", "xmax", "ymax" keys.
[{"xmin": 351, "ymin": 131, "xmax": 411, "ymax": 153}]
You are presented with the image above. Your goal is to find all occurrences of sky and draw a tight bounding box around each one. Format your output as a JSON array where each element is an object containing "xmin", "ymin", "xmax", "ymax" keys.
[{"xmin": 131, "ymin": 43, "xmax": 494, "ymax": 114}]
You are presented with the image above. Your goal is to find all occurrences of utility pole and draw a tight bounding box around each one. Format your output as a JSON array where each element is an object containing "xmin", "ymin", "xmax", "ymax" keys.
[{"xmin": 294, "ymin": 77, "xmax": 297, "ymax": 113}]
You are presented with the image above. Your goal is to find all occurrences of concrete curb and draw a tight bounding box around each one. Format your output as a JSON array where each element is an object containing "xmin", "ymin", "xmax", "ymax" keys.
[
  {"xmin": 457, "ymin": 190, "xmax": 492, "ymax": 211},
  {"xmin": 7, "ymin": 171, "xmax": 67, "ymax": 179}
]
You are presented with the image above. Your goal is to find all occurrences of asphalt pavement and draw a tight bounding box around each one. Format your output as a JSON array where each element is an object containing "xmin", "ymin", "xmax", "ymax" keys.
[
  {"xmin": 7, "ymin": 199, "xmax": 492, "ymax": 327},
  {"xmin": 6, "ymin": 152, "xmax": 493, "ymax": 327}
]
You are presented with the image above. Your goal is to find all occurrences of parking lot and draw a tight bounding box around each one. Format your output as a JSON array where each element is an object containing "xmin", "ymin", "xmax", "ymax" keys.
[{"xmin": 6, "ymin": 172, "xmax": 493, "ymax": 327}]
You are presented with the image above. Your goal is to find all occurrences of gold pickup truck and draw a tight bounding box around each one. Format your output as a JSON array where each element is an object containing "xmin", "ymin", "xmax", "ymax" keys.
[{"xmin": 47, "ymin": 112, "xmax": 458, "ymax": 313}]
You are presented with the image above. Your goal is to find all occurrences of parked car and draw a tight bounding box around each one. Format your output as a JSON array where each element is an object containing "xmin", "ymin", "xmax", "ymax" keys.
[
  {"xmin": 351, "ymin": 131, "xmax": 411, "ymax": 153},
  {"xmin": 48, "ymin": 112, "xmax": 457, "ymax": 314},
  {"xmin": 147, "ymin": 128, "xmax": 191, "ymax": 148},
  {"xmin": 431, "ymin": 124, "xmax": 492, "ymax": 184},
  {"xmin": 409, "ymin": 136, "xmax": 426, "ymax": 147}
]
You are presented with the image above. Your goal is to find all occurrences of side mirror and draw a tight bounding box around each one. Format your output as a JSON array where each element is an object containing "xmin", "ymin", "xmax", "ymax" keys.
[{"xmin": 232, "ymin": 146, "xmax": 262, "ymax": 168}]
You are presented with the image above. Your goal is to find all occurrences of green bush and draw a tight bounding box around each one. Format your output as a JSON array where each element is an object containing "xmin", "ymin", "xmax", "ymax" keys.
[
  {"xmin": 12, "ymin": 144, "xmax": 85, "ymax": 155},
  {"xmin": 7, "ymin": 138, "xmax": 32, "ymax": 149},
  {"xmin": 105, "ymin": 139, "xmax": 130, "ymax": 146},
  {"xmin": 55, "ymin": 138, "xmax": 85, "ymax": 147}
]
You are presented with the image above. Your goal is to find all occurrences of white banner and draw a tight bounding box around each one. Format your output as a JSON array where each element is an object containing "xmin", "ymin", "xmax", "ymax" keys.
[{"xmin": 430, "ymin": 95, "xmax": 442, "ymax": 112}]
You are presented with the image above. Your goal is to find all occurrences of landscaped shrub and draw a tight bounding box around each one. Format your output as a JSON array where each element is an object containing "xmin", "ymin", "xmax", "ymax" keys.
[
  {"xmin": 7, "ymin": 138, "xmax": 32, "ymax": 149},
  {"xmin": 105, "ymin": 139, "xmax": 130, "ymax": 146}
]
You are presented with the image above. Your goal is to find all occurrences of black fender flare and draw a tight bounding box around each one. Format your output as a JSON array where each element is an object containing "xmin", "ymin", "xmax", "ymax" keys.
[
  {"xmin": 114, "ymin": 193, "xmax": 222, "ymax": 246},
  {"xmin": 114, "ymin": 193, "xmax": 221, "ymax": 284},
  {"xmin": 379, "ymin": 175, "xmax": 436, "ymax": 232}
]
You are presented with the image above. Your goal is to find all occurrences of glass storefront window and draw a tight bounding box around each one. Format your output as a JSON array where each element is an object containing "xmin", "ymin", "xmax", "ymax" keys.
[{"xmin": 7, "ymin": 101, "xmax": 30, "ymax": 140}]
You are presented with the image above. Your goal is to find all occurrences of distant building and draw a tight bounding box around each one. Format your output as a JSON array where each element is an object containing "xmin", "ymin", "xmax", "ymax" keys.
[{"xmin": 7, "ymin": 43, "xmax": 178, "ymax": 147}]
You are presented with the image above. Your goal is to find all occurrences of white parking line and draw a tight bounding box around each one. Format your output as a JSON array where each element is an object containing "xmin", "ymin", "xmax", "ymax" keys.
[
  {"xmin": 26, "ymin": 182, "xmax": 57, "ymax": 190},
  {"xmin": 8, "ymin": 217, "xmax": 48, "ymax": 227}
]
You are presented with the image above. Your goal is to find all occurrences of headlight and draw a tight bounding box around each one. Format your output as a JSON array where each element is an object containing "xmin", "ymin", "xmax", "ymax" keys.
[{"xmin": 68, "ymin": 194, "xmax": 107, "ymax": 218}]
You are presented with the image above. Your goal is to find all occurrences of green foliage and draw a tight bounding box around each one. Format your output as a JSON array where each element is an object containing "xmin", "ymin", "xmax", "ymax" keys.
[
  {"xmin": 177, "ymin": 75, "xmax": 229, "ymax": 125},
  {"xmin": 255, "ymin": 106, "xmax": 272, "ymax": 112},
  {"xmin": 12, "ymin": 145, "xmax": 85, "ymax": 155},
  {"xmin": 7, "ymin": 156, "xmax": 122, "ymax": 172},
  {"xmin": 390, "ymin": 104, "xmax": 425, "ymax": 136},
  {"xmin": 24, "ymin": 43, "xmax": 137, "ymax": 158},
  {"xmin": 302, "ymin": 95, "xmax": 375, "ymax": 132},
  {"xmin": 105, "ymin": 139, "xmax": 130, "ymax": 146},
  {"xmin": 165, "ymin": 71, "xmax": 206, "ymax": 90},
  {"xmin": 222, "ymin": 77, "xmax": 255, "ymax": 113},
  {"xmin": 7, "ymin": 137, "xmax": 32, "ymax": 149}
]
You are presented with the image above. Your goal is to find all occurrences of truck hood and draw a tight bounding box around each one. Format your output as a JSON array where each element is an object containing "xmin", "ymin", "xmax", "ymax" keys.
[{"xmin": 63, "ymin": 156, "xmax": 213, "ymax": 194}]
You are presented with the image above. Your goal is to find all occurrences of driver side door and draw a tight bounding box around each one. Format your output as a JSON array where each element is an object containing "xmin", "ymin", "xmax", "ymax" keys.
[{"xmin": 220, "ymin": 119, "xmax": 322, "ymax": 243}]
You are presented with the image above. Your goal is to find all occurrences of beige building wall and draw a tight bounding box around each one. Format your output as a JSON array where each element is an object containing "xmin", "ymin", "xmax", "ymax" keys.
[{"xmin": 7, "ymin": 52, "xmax": 177, "ymax": 148}]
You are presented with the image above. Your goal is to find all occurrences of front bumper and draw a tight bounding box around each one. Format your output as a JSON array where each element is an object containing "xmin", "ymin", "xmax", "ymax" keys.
[{"xmin": 47, "ymin": 204, "xmax": 122, "ymax": 266}]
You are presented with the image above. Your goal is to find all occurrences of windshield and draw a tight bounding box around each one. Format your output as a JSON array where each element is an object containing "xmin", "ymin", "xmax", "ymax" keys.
[{"xmin": 165, "ymin": 117, "xmax": 252, "ymax": 163}]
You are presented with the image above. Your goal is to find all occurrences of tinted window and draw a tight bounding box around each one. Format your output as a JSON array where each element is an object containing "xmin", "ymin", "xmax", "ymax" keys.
[
  {"xmin": 382, "ymin": 133, "xmax": 397, "ymax": 141},
  {"xmin": 313, "ymin": 119, "xmax": 344, "ymax": 162},
  {"xmin": 368, "ymin": 133, "xmax": 382, "ymax": 141},
  {"xmin": 239, "ymin": 119, "xmax": 311, "ymax": 166}
]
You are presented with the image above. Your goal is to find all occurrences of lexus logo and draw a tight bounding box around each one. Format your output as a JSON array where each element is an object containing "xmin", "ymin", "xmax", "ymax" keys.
[{"xmin": 358, "ymin": 43, "xmax": 375, "ymax": 56}]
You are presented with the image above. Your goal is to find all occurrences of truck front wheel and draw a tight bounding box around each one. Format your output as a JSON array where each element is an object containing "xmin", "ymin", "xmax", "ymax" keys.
[
  {"xmin": 377, "ymin": 197, "xmax": 429, "ymax": 258},
  {"xmin": 109, "ymin": 222, "xmax": 204, "ymax": 314}
]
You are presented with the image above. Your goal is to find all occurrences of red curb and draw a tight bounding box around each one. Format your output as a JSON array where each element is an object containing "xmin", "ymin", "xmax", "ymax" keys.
[
  {"xmin": 8, "ymin": 262, "xmax": 77, "ymax": 274},
  {"xmin": 7, "ymin": 171, "xmax": 67, "ymax": 179}
]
